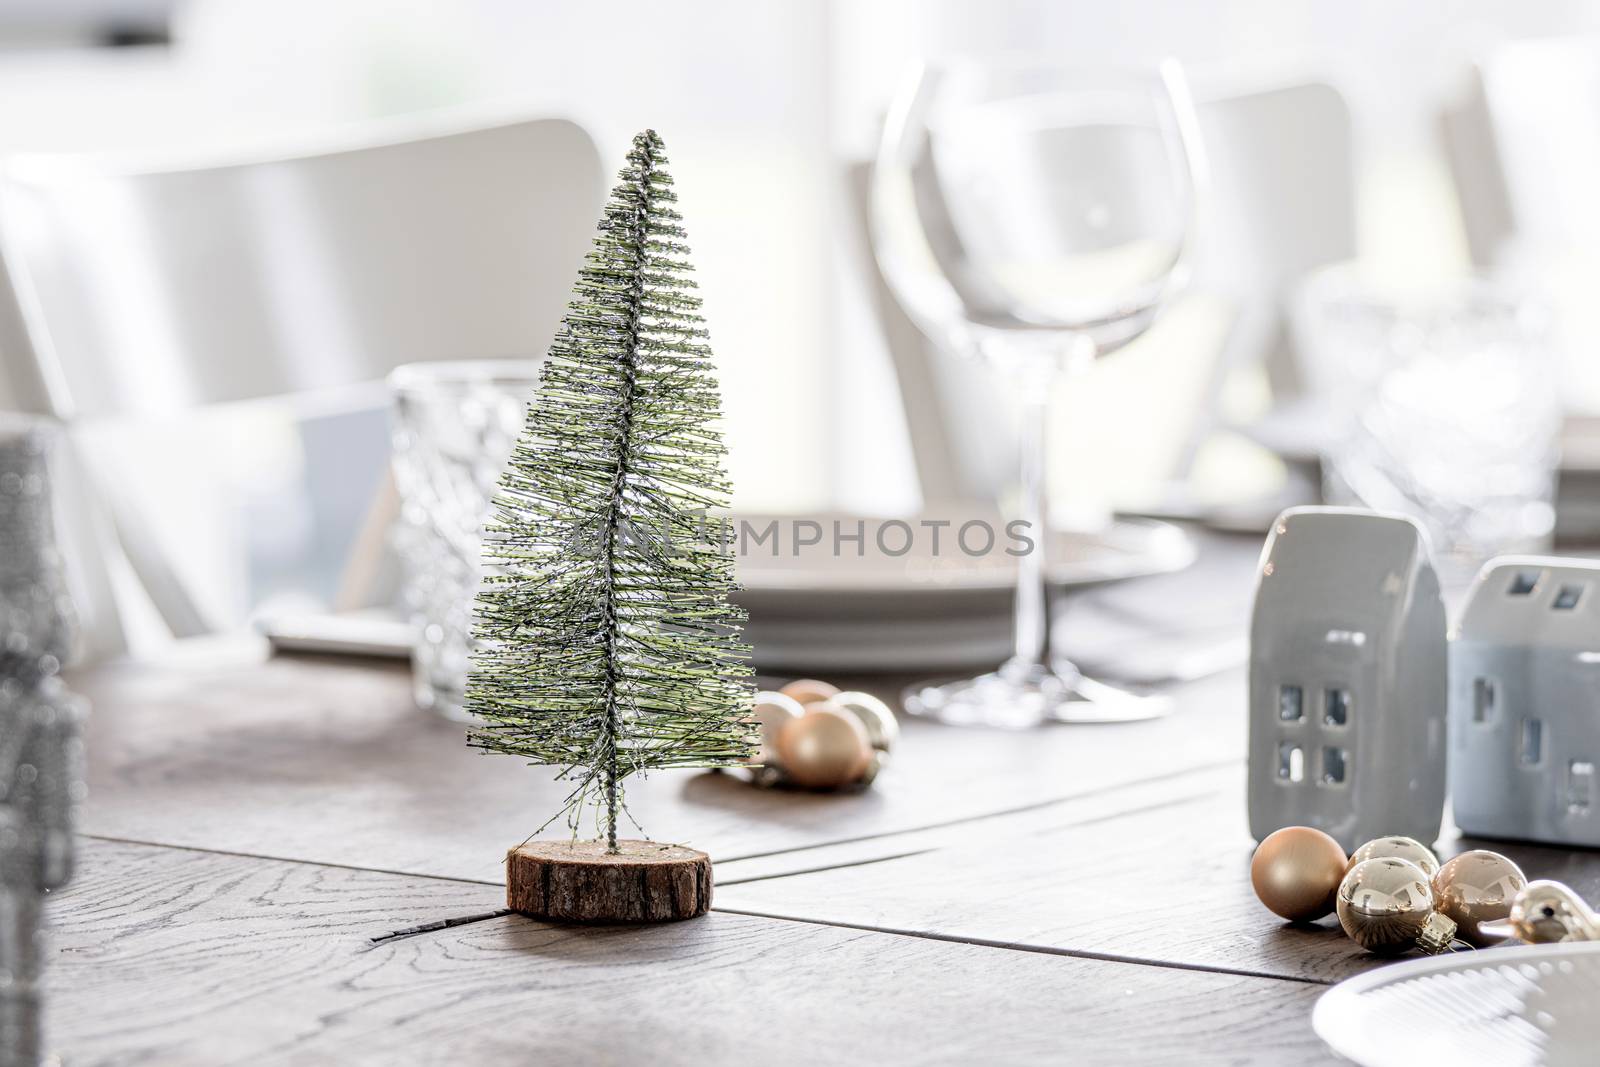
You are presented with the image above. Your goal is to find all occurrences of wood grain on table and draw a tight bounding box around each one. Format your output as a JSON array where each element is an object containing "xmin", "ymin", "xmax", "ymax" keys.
[
  {"xmin": 718, "ymin": 767, "xmax": 1600, "ymax": 983},
  {"xmin": 50, "ymin": 838, "xmax": 1335, "ymax": 1067},
  {"xmin": 63, "ymin": 536, "xmax": 1556, "ymax": 1064},
  {"xmin": 71, "ymin": 646, "xmax": 1248, "ymax": 884}
]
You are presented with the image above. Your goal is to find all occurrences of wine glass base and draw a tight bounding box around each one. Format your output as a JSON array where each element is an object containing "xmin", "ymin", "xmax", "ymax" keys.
[{"xmin": 902, "ymin": 663, "xmax": 1172, "ymax": 729}]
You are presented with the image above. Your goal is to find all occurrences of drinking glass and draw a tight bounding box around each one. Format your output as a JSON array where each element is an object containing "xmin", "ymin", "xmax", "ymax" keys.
[
  {"xmin": 873, "ymin": 59, "xmax": 1205, "ymax": 727},
  {"xmin": 389, "ymin": 361, "xmax": 540, "ymax": 720}
]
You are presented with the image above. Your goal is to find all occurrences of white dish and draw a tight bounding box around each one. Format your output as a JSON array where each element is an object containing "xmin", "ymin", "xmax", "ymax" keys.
[
  {"xmin": 733, "ymin": 515, "xmax": 1194, "ymax": 619},
  {"xmin": 744, "ymin": 612, "xmax": 1013, "ymax": 672},
  {"xmin": 259, "ymin": 613, "xmax": 412, "ymax": 659},
  {"xmin": 260, "ymin": 518, "xmax": 1193, "ymax": 674},
  {"xmin": 1313, "ymin": 941, "xmax": 1600, "ymax": 1067},
  {"xmin": 733, "ymin": 516, "xmax": 1194, "ymax": 671}
]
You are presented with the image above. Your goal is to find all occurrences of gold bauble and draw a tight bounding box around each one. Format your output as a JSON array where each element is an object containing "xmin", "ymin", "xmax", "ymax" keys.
[
  {"xmin": 1431, "ymin": 850, "xmax": 1527, "ymax": 945},
  {"xmin": 747, "ymin": 691, "xmax": 805, "ymax": 773},
  {"xmin": 779, "ymin": 678, "xmax": 841, "ymax": 706},
  {"xmin": 1506, "ymin": 880, "xmax": 1600, "ymax": 944},
  {"xmin": 1337, "ymin": 857, "xmax": 1455, "ymax": 954},
  {"xmin": 776, "ymin": 705, "xmax": 872, "ymax": 789},
  {"xmin": 831, "ymin": 691, "xmax": 899, "ymax": 751},
  {"xmin": 1345, "ymin": 836, "xmax": 1440, "ymax": 879},
  {"xmin": 1250, "ymin": 826, "xmax": 1348, "ymax": 922}
]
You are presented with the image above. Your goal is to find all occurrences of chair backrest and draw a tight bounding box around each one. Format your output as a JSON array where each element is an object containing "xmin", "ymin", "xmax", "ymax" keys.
[
  {"xmin": 1, "ymin": 108, "xmax": 603, "ymax": 418},
  {"xmin": 1195, "ymin": 79, "xmax": 1354, "ymax": 398},
  {"xmin": 1444, "ymin": 37, "xmax": 1600, "ymax": 269},
  {"xmin": 854, "ymin": 78, "xmax": 1355, "ymax": 506},
  {"xmin": 1440, "ymin": 37, "xmax": 1600, "ymax": 414},
  {"xmin": 0, "ymin": 108, "xmax": 604, "ymax": 649},
  {"xmin": 0, "ymin": 250, "xmax": 48, "ymax": 414},
  {"xmin": 1439, "ymin": 62, "xmax": 1515, "ymax": 269}
]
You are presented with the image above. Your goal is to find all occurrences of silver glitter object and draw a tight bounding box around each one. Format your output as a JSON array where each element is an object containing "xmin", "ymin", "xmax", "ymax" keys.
[
  {"xmin": 0, "ymin": 422, "xmax": 75, "ymax": 691},
  {"xmin": 1, "ymin": 682, "xmax": 84, "ymax": 1067},
  {"xmin": 0, "ymin": 421, "xmax": 84, "ymax": 1067}
]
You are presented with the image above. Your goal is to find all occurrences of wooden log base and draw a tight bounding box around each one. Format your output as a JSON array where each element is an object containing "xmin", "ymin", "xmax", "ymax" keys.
[{"xmin": 506, "ymin": 839, "xmax": 713, "ymax": 923}]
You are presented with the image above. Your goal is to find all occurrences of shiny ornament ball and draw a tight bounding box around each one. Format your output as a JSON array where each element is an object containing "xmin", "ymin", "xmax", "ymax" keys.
[
  {"xmin": 1250, "ymin": 826, "xmax": 1348, "ymax": 922},
  {"xmin": 1506, "ymin": 880, "xmax": 1600, "ymax": 944},
  {"xmin": 1337, "ymin": 857, "xmax": 1453, "ymax": 954},
  {"xmin": 747, "ymin": 691, "xmax": 805, "ymax": 772},
  {"xmin": 1431, "ymin": 850, "xmax": 1527, "ymax": 945},
  {"xmin": 831, "ymin": 691, "xmax": 899, "ymax": 751},
  {"xmin": 1345, "ymin": 836, "xmax": 1440, "ymax": 879},
  {"xmin": 777, "ymin": 705, "xmax": 872, "ymax": 789},
  {"xmin": 779, "ymin": 678, "xmax": 841, "ymax": 706}
]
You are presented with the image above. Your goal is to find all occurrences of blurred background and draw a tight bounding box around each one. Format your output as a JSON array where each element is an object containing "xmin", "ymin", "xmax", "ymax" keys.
[{"xmin": 4, "ymin": 0, "xmax": 1600, "ymax": 673}]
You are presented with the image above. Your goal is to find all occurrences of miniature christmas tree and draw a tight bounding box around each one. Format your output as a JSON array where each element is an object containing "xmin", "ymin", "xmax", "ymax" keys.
[{"xmin": 466, "ymin": 131, "xmax": 755, "ymax": 918}]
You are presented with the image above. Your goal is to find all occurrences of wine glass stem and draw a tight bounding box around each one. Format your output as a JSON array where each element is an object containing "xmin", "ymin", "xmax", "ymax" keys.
[{"xmin": 1008, "ymin": 388, "xmax": 1052, "ymax": 674}]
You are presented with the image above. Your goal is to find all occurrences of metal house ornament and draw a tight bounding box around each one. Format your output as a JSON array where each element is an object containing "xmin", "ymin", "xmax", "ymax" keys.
[
  {"xmin": 1449, "ymin": 556, "xmax": 1600, "ymax": 847},
  {"xmin": 1247, "ymin": 507, "xmax": 1447, "ymax": 852},
  {"xmin": 0, "ymin": 420, "xmax": 85, "ymax": 1067},
  {"xmin": 0, "ymin": 419, "xmax": 75, "ymax": 687}
]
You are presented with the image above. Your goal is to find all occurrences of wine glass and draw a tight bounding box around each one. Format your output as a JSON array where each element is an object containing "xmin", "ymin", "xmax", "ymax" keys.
[{"xmin": 872, "ymin": 58, "xmax": 1206, "ymax": 728}]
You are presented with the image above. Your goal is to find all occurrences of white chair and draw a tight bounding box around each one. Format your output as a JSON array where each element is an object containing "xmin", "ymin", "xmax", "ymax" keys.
[
  {"xmin": 1190, "ymin": 79, "xmax": 1354, "ymax": 439},
  {"xmin": 0, "ymin": 106, "xmax": 604, "ymax": 648},
  {"xmin": 1442, "ymin": 37, "xmax": 1600, "ymax": 272},
  {"xmin": 851, "ymin": 77, "xmax": 1355, "ymax": 509}
]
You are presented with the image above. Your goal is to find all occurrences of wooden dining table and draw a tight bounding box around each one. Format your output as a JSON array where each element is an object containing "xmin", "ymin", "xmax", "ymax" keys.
[{"xmin": 46, "ymin": 531, "xmax": 1600, "ymax": 1065}]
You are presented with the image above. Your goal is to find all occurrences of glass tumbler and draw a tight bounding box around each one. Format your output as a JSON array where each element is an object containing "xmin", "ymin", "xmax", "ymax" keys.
[
  {"xmin": 388, "ymin": 361, "xmax": 539, "ymax": 720},
  {"xmin": 1299, "ymin": 270, "xmax": 1561, "ymax": 582}
]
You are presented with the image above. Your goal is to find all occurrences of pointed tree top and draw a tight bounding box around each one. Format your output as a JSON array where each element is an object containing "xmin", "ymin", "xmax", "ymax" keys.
[{"xmin": 627, "ymin": 129, "xmax": 669, "ymax": 170}]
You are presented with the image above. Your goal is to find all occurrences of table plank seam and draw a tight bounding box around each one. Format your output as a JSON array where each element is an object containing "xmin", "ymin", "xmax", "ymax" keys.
[
  {"xmin": 715, "ymin": 757, "xmax": 1244, "ymax": 863},
  {"xmin": 78, "ymin": 833, "xmax": 503, "ymax": 887},
  {"xmin": 71, "ymin": 833, "xmax": 1336, "ymax": 992},
  {"xmin": 79, "ymin": 767, "xmax": 1227, "ymax": 896},
  {"xmin": 74, "ymin": 832, "xmax": 942, "ymax": 892},
  {"xmin": 715, "ymin": 846, "xmax": 939, "ymax": 886},
  {"xmin": 1032, "ymin": 788, "xmax": 1220, "ymax": 836},
  {"xmin": 711, "ymin": 906, "xmax": 1335, "ymax": 987},
  {"xmin": 77, "ymin": 758, "xmax": 1242, "ymax": 888}
]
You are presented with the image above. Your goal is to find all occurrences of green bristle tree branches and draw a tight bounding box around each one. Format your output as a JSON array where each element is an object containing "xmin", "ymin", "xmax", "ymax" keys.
[{"xmin": 466, "ymin": 129, "xmax": 756, "ymax": 853}]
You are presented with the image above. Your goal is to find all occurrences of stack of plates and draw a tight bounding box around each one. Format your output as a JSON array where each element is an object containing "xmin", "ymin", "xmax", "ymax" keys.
[
  {"xmin": 733, "ymin": 514, "xmax": 1195, "ymax": 672},
  {"xmin": 262, "ymin": 515, "xmax": 1197, "ymax": 675}
]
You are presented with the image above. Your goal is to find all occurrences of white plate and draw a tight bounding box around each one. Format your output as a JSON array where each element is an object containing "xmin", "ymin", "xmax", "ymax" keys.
[
  {"xmin": 744, "ymin": 612, "xmax": 1014, "ymax": 672},
  {"xmin": 260, "ymin": 519, "xmax": 1193, "ymax": 673},
  {"xmin": 733, "ymin": 515, "xmax": 1194, "ymax": 620},
  {"xmin": 1313, "ymin": 942, "xmax": 1600, "ymax": 1067}
]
